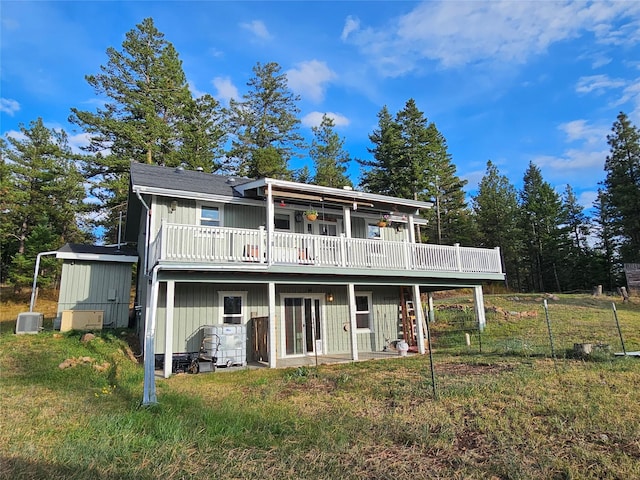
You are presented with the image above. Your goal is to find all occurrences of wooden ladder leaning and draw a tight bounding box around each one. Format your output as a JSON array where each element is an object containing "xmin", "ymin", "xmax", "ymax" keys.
[{"xmin": 399, "ymin": 287, "xmax": 417, "ymax": 346}]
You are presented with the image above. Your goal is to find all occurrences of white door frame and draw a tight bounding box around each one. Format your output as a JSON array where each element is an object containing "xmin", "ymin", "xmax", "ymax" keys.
[{"xmin": 279, "ymin": 293, "xmax": 326, "ymax": 357}]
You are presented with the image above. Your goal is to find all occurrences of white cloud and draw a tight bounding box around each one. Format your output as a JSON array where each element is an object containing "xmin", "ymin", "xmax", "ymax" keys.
[
  {"xmin": 286, "ymin": 60, "xmax": 336, "ymax": 103},
  {"xmin": 68, "ymin": 132, "xmax": 92, "ymax": 153},
  {"xmin": 343, "ymin": 1, "xmax": 640, "ymax": 76},
  {"xmin": 462, "ymin": 169, "xmax": 485, "ymax": 193},
  {"xmin": 3, "ymin": 129, "xmax": 26, "ymax": 142},
  {"xmin": 533, "ymin": 148, "xmax": 607, "ymax": 188},
  {"xmin": 212, "ymin": 76, "xmax": 239, "ymax": 105},
  {"xmin": 578, "ymin": 190, "xmax": 598, "ymax": 209},
  {"xmin": 188, "ymin": 81, "xmax": 206, "ymax": 99},
  {"xmin": 341, "ymin": 15, "xmax": 360, "ymax": 41},
  {"xmin": 559, "ymin": 120, "xmax": 608, "ymax": 145},
  {"xmin": 240, "ymin": 20, "xmax": 272, "ymax": 40},
  {"xmin": 302, "ymin": 111, "xmax": 350, "ymax": 128},
  {"xmin": 0, "ymin": 98, "xmax": 20, "ymax": 116},
  {"xmin": 576, "ymin": 74, "xmax": 626, "ymax": 94},
  {"xmin": 616, "ymin": 78, "xmax": 640, "ymax": 119}
]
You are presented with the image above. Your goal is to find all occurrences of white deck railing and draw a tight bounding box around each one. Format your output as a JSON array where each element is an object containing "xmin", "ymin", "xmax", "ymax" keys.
[{"xmin": 152, "ymin": 223, "xmax": 503, "ymax": 274}]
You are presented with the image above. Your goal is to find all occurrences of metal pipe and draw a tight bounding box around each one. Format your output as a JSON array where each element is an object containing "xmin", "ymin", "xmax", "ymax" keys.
[
  {"xmin": 612, "ymin": 303, "xmax": 627, "ymax": 356},
  {"xmin": 142, "ymin": 264, "xmax": 160, "ymax": 406},
  {"xmin": 135, "ymin": 190, "xmax": 151, "ymax": 279},
  {"xmin": 29, "ymin": 251, "xmax": 58, "ymax": 312}
]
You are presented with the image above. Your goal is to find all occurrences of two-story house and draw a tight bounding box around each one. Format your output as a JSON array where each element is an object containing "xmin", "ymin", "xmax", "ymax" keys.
[{"xmin": 125, "ymin": 162, "xmax": 504, "ymax": 402}]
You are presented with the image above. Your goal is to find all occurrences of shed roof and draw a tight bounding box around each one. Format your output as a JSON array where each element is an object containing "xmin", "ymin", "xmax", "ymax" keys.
[{"xmin": 56, "ymin": 244, "xmax": 138, "ymax": 263}]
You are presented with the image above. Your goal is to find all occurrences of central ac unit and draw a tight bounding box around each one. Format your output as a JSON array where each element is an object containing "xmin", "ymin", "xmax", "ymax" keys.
[{"xmin": 16, "ymin": 312, "xmax": 44, "ymax": 334}]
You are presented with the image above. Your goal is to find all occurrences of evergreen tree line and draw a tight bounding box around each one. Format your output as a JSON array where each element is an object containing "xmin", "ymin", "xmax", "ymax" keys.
[{"xmin": 2, "ymin": 18, "xmax": 639, "ymax": 293}]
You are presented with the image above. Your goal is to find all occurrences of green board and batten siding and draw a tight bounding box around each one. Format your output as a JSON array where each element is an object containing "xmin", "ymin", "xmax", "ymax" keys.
[
  {"xmin": 154, "ymin": 283, "xmax": 270, "ymax": 354},
  {"xmin": 57, "ymin": 261, "xmax": 133, "ymax": 328},
  {"xmin": 157, "ymin": 197, "xmax": 266, "ymax": 231},
  {"xmin": 153, "ymin": 283, "xmax": 403, "ymax": 359}
]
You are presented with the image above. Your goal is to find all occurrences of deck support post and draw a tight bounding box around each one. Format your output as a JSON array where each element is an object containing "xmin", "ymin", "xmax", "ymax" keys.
[
  {"xmin": 413, "ymin": 284, "xmax": 426, "ymax": 354},
  {"xmin": 342, "ymin": 206, "xmax": 352, "ymax": 239},
  {"xmin": 268, "ymin": 282, "xmax": 277, "ymax": 368},
  {"xmin": 473, "ymin": 285, "xmax": 486, "ymax": 332},
  {"xmin": 347, "ymin": 283, "xmax": 359, "ymax": 361},
  {"xmin": 266, "ymin": 184, "xmax": 274, "ymax": 265},
  {"xmin": 163, "ymin": 280, "xmax": 175, "ymax": 378},
  {"xmin": 428, "ymin": 293, "xmax": 435, "ymax": 323}
]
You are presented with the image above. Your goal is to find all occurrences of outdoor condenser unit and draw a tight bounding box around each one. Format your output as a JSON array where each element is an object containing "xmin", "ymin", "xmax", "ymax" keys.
[{"xmin": 15, "ymin": 312, "xmax": 44, "ymax": 334}]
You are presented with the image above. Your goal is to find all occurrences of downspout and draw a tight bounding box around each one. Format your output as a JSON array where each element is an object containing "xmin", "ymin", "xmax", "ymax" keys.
[
  {"xmin": 135, "ymin": 189, "xmax": 158, "ymax": 406},
  {"xmin": 135, "ymin": 190, "xmax": 151, "ymax": 279},
  {"xmin": 142, "ymin": 263, "xmax": 160, "ymax": 405},
  {"xmin": 29, "ymin": 251, "xmax": 58, "ymax": 312}
]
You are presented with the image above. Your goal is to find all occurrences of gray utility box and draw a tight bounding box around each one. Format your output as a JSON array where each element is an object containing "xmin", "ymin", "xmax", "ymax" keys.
[{"xmin": 204, "ymin": 324, "xmax": 247, "ymax": 367}]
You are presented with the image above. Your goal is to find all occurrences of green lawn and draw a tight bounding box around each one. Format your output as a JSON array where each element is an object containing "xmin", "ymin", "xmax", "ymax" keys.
[{"xmin": 1, "ymin": 294, "xmax": 640, "ymax": 479}]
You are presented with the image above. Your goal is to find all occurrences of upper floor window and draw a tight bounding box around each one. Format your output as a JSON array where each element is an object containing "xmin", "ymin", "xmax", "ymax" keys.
[
  {"xmin": 199, "ymin": 205, "xmax": 221, "ymax": 226},
  {"xmin": 367, "ymin": 224, "xmax": 381, "ymax": 239},
  {"xmin": 274, "ymin": 213, "xmax": 292, "ymax": 231}
]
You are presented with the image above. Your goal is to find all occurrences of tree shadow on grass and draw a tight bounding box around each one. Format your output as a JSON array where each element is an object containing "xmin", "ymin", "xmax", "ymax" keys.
[{"xmin": 0, "ymin": 456, "xmax": 143, "ymax": 480}]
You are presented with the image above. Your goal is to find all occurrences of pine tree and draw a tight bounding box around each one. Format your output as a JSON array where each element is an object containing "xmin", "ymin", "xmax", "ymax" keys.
[
  {"xmin": 2, "ymin": 119, "xmax": 92, "ymax": 289},
  {"xmin": 228, "ymin": 62, "xmax": 304, "ymax": 179},
  {"xmin": 69, "ymin": 18, "xmax": 226, "ymax": 240},
  {"xmin": 359, "ymin": 100, "xmax": 470, "ymax": 244},
  {"xmin": 603, "ymin": 112, "xmax": 640, "ymax": 262},
  {"xmin": 424, "ymin": 123, "xmax": 470, "ymax": 245},
  {"xmin": 394, "ymin": 99, "xmax": 434, "ymax": 200},
  {"xmin": 472, "ymin": 160, "xmax": 523, "ymax": 290},
  {"xmin": 519, "ymin": 162, "xmax": 567, "ymax": 292},
  {"xmin": 310, "ymin": 115, "xmax": 352, "ymax": 188},
  {"xmin": 560, "ymin": 184, "xmax": 593, "ymax": 290},
  {"xmin": 358, "ymin": 106, "xmax": 402, "ymax": 196},
  {"xmin": 592, "ymin": 189, "xmax": 621, "ymax": 290}
]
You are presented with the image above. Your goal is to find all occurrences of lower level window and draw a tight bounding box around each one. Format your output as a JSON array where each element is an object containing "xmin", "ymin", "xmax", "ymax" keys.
[
  {"xmin": 355, "ymin": 294, "xmax": 372, "ymax": 330},
  {"xmin": 219, "ymin": 291, "xmax": 247, "ymax": 324}
]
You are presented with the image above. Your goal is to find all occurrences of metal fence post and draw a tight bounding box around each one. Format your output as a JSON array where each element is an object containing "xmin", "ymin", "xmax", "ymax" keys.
[{"xmin": 612, "ymin": 302, "xmax": 627, "ymax": 356}]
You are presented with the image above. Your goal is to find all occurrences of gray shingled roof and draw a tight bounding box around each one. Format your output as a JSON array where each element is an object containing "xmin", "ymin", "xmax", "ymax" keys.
[
  {"xmin": 57, "ymin": 243, "xmax": 138, "ymax": 258},
  {"xmin": 129, "ymin": 162, "xmax": 252, "ymax": 197}
]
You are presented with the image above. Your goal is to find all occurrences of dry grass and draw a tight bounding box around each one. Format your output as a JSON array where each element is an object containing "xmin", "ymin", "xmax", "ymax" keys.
[
  {"xmin": 0, "ymin": 286, "xmax": 59, "ymax": 329},
  {"xmin": 1, "ymin": 292, "xmax": 640, "ymax": 479}
]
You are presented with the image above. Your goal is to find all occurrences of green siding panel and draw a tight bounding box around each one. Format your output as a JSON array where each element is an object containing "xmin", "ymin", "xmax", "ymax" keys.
[
  {"xmin": 57, "ymin": 261, "xmax": 133, "ymax": 328},
  {"xmin": 225, "ymin": 204, "xmax": 264, "ymax": 229},
  {"xmin": 151, "ymin": 280, "xmax": 408, "ymax": 361}
]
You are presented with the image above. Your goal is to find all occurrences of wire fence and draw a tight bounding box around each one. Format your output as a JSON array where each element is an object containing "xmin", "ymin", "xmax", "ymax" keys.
[{"xmin": 428, "ymin": 296, "xmax": 640, "ymax": 360}]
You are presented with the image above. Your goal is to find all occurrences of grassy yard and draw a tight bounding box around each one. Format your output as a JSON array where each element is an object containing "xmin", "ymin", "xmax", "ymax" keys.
[{"xmin": 1, "ymin": 293, "xmax": 640, "ymax": 479}]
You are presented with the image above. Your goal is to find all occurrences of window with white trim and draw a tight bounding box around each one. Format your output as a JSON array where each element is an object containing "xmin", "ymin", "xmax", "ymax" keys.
[
  {"xmin": 199, "ymin": 205, "xmax": 221, "ymax": 226},
  {"xmin": 274, "ymin": 213, "xmax": 292, "ymax": 231},
  {"xmin": 367, "ymin": 224, "xmax": 381, "ymax": 239},
  {"xmin": 355, "ymin": 293, "xmax": 372, "ymax": 330},
  {"xmin": 218, "ymin": 291, "xmax": 247, "ymax": 324}
]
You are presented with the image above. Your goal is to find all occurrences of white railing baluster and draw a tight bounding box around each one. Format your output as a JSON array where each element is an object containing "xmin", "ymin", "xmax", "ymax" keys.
[{"xmin": 157, "ymin": 223, "xmax": 503, "ymax": 274}]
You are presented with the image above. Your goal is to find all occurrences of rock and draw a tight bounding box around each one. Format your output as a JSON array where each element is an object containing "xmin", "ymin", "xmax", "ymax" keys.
[
  {"xmin": 80, "ymin": 333, "xmax": 96, "ymax": 343},
  {"xmin": 93, "ymin": 362, "xmax": 110, "ymax": 372},
  {"xmin": 58, "ymin": 359, "xmax": 73, "ymax": 369}
]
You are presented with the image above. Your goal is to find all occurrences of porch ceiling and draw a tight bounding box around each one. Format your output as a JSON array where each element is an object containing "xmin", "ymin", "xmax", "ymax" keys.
[{"xmin": 237, "ymin": 178, "xmax": 434, "ymax": 216}]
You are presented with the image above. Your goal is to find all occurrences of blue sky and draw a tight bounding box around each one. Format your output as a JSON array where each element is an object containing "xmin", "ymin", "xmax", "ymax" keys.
[{"xmin": 2, "ymin": 1, "xmax": 640, "ymax": 211}]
